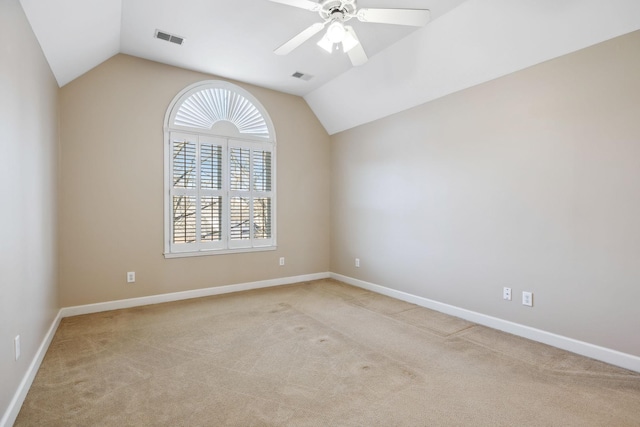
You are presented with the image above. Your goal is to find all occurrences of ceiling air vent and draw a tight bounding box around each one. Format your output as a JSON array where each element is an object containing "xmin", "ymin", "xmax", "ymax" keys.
[
  {"xmin": 155, "ymin": 29, "xmax": 184, "ymax": 46},
  {"xmin": 291, "ymin": 71, "xmax": 313, "ymax": 81}
]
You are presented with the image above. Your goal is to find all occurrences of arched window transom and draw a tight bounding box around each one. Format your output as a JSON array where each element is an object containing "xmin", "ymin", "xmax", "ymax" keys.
[{"xmin": 172, "ymin": 86, "xmax": 270, "ymax": 139}]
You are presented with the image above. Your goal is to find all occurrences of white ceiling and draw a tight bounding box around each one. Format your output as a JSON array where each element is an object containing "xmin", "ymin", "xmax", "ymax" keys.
[
  {"xmin": 19, "ymin": 0, "xmax": 466, "ymax": 94},
  {"xmin": 19, "ymin": 0, "xmax": 640, "ymax": 134},
  {"xmin": 307, "ymin": 0, "xmax": 640, "ymax": 134}
]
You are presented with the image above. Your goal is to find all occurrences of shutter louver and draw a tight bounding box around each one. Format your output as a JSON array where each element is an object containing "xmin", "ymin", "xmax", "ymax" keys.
[
  {"xmin": 173, "ymin": 196, "xmax": 197, "ymax": 243},
  {"xmin": 173, "ymin": 140, "xmax": 197, "ymax": 188},
  {"xmin": 230, "ymin": 197, "xmax": 250, "ymax": 240},
  {"xmin": 200, "ymin": 144, "xmax": 222, "ymax": 190},
  {"xmin": 201, "ymin": 196, "xmax": 222, "ymax": 241},
  {"xmin": 254, "ymin": 197, "xmax": 271, "ymax": 239},
  {"xmin": 230, "ymin": 148, "xmax": 250, "ymax": 191},
  {"xmin": 253, "ymin": 150, "xmax": 272, "ymax": 192}
]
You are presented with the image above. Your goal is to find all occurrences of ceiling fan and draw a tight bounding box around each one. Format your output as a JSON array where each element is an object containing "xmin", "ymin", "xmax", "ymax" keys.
[{"xmin": 270, "ymin": 0, "xmax": 430, "ymax": 66}]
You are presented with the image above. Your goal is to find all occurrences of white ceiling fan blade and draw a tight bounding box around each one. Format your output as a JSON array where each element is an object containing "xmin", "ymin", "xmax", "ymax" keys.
[
  {"xmin": 274, "ymin": 22, "xmax": 325, "ymax": 55},
  {"xmin": 268, "ymin": 0, "xmax": 321, "ymax": 12},
  {"xmin": 345, "ymin": 27, "xmax": 367, "ymax": 66},
  {"xmin": 357, "ymin": 8, "xmax": 430, "ymax": 26},
  {"xmin": 347, "ymin": 43, "xmax": 368, "ymax": 66}
]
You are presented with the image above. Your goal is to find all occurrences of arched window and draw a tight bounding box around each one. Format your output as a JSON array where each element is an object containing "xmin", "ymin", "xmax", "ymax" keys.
[{"xmin": 164, "ymin": 80, "xmax": 276, "ymax": 257}]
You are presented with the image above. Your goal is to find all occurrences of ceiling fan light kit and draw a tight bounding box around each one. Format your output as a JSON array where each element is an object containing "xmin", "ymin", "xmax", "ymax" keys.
[
  {"xmin": 270, "ymin": 0, "xmax": 430, "ymax": 66},
  {"xmin": 317, "ymin": 33, "xmax": 334, "ymax": 53},
  {"xmin": 317, "ymin": 21, "xmax": 358, "ymax": 53},
  {"xmin": 327, "ymin": 21, "xmax": 347, "ymax": 43}
]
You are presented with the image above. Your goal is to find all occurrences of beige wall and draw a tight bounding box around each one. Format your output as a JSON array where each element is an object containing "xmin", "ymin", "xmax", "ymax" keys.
[
  {"xmin": 330, "ymin": 31, "xmax": 640, "ymax": 357},
  {"xmin": 0, "ymin": 0, "xmax": 59, "ymax": 420},
  {"xmin": 58, "ymin": 54, "xmax": 331, "ymax": 307}
]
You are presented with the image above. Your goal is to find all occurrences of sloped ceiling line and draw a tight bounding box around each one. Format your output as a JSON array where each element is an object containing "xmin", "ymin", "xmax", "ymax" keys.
[
  {"xmin": 305, "ymin": 0, "xmax": 640, "ymax": 134},
  {"xmin": 19, "ymin": 0, "xmax": 640, "ymax": 135}
]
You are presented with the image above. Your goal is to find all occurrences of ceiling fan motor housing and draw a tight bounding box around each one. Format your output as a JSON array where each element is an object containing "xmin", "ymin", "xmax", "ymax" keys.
[{"xmin": 319, "ymin": 0, "xmax": 356, "ymax": 22}]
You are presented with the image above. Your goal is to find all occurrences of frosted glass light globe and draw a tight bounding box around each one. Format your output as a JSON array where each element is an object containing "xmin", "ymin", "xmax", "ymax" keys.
[{"xmin": 326, "ymin": 21, "xmax": 346, "ymax": 43}]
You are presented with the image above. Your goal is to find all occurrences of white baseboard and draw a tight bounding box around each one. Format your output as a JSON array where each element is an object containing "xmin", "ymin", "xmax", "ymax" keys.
[
  {"xmin": 331, "ymin": 273, "xmax": 640, "ymax": 373},
  {"xmin": 60, "ymin": 272, "xmax": 330, "ymax": 318},
  {"xmin": 1, "ymin": 311, "xmax": 62, "ymax": 427},
  {"xmin": 4, "ymin": 269, "xmax": 638, "ymax": 427},
  {"xmin": 1, "ymin": 272, "xmax": 329, "ymax": 427}
]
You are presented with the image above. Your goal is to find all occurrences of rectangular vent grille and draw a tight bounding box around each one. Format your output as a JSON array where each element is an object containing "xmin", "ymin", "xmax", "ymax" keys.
[
  {"xmin": 292, "ymin": 71, "xmax": 313, "ymax": 81},
  {"xmin": 155, "ymin": 30, "xmax": 184, "ymax": 45}
]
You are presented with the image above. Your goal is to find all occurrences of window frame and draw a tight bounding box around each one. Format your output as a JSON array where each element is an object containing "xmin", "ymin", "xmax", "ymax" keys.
[{"xmin": 163, "ymin": 80, "xmax": 277, "ymax": 258}]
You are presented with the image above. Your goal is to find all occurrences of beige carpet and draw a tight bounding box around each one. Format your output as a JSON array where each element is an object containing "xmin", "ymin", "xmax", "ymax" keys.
[{"xmin": 15, "ymin": 279, "xmax": 640, "ymax": 426}]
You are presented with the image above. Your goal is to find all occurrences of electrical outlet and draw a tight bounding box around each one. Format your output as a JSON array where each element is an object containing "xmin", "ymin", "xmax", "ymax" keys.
[
  {"xmin": 522, "ymin": 291, "xmax": 533, "ymax": 307},
  {"xmin": 14, "ymin": 335, "xmax": 20, "ymax": 361},
  {"xmin": 279, "ymin": 257, "xmax": 285, "ymax": 266},
  {"xmin": 503, "ymin": 287, "xmax": 512, "ymax": 301},
  {"xmin": 127, "ymin": 272, "xmax": 135, "ymax": 283},
  {"xmin": 355, "ymin": 258, "xmax": 360, "ymax": 268}
]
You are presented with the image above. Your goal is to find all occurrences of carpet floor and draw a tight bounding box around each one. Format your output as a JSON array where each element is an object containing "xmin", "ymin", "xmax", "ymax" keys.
[{"xmin": 15, "ymin": 279, "xmax": 640, "ymax": 426}]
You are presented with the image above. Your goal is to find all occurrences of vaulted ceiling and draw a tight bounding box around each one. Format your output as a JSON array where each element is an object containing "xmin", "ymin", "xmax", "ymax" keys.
[{"xmin": 19, "ymin": 0, "xmax": 640, "ymax": 134}]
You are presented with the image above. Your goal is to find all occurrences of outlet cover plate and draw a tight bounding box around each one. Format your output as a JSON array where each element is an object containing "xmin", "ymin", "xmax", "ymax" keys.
[
  {"xmin": 522, "ymin": 291, "xmax": 533, "ymax": 307},
  {"xmin": 14, "ymin": 335, "xmax": 21, "ymax": 361}
]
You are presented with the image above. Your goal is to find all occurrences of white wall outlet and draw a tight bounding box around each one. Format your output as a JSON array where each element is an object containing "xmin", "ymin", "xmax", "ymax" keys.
[
  {"xmin": 503, "ymin": 287, "xmax": 512, "ymax": 301},
  {"xmin": 355, "ymin": 258, "xmax": 360, "ymax": 268},
  {"xmin": 279, "ymin": 257, "xmax": 285, "ymax": 266},
  {"xmin": 127, "ymin": 272, "xmax": 135, "ymax": 283},
  {"xmin": 14, "ymin": 335, "xmax": 20, "ymax": 361},
  {"xmin": 522, "ymin": 291, "xmax": 533, "ymax": 307}
]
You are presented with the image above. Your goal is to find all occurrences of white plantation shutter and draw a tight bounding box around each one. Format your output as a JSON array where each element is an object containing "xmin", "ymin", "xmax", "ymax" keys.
[
  {"xmin": 229, "ymin": 146, "xmax": 251, "ymax": 245},
  {"xmin": 253, "ymin": 149, "xmax": 272, "ymax": 242},
  {"xmin": 164, "ymin": 81, "xmax": 276, "ymax": 257},
  {"xmin": 169, "ymin": 134, "xmax": 225, "ymax": 253},
  {"xmin": 173, "ymin": 195, "xmax": 196, "ymax": 243},
  {"xmin": 173, "ymin": 140, "xmax": 197, "ymax": 189},
  {"xmin": 200, "ymin": 142, "xmax": 222, "ymax": 243},
  {"xmin": 199, "ymin": 142, "xmax": 223, "ymax": 244},
  {"xmin": 171, "ymin": 138, "xmax": 197, "ymax": 244},
  {"xmin": 228, "ymin": 141, "xmax": 274, "ymax": 249}
]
